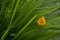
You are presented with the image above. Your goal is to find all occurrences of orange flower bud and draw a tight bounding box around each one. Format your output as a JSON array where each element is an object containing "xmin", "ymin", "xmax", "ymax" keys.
[{"xmin": 37, "ymin": 16, "xmax": 46, "ymax": 26}]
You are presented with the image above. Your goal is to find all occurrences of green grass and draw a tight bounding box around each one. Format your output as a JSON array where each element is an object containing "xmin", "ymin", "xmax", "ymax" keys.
[{"xmin": 0, "ymin": 0, "xmax": 60, "ymax": 40}]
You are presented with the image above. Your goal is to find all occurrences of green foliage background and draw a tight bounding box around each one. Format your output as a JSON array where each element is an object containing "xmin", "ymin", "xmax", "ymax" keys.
[{"xmin": 0, "ymin": 0, "xmax": 60, "ymax": 40}]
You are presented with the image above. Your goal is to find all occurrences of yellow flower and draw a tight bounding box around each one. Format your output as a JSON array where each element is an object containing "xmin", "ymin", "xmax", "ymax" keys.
[{"xmin": 37, "ymin": 16, "xmax": 46, "ymax": 26}]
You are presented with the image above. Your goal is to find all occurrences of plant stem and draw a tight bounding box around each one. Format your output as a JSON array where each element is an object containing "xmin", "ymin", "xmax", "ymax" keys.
[{"xmin": 13, "ymin": 14, "xmax": 37, "ymax": 40}]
